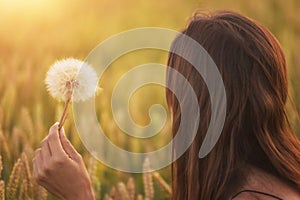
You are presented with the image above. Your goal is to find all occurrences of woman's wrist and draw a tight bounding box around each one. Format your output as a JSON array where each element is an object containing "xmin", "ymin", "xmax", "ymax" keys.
[
  {"xmin": 65, "ymin": 177, "xmax": 95, "ymax": 200},
  {"xmin": 84, "ymin": 181, "xmax": 96, "ymax": 200}
]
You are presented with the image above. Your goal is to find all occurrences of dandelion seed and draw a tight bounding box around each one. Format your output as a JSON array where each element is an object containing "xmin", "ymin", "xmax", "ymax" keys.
[
  {"xmin": 45, "ymin": 58, "xmax": 99, "ymax": 130},
  {"xmin": 45, "ymin": 58, "xmax": 98, "ymax": 102}
]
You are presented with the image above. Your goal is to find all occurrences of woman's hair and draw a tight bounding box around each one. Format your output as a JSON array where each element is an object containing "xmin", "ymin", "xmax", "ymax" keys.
[{"xmin": 166, "ymin": 10, "xmax": 300, "ymax": 199}]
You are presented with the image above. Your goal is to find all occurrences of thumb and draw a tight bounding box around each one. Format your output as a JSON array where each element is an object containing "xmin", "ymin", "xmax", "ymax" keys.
[{"xmin": 59, "ymin": 127, "xmax": 81, "ymax": 161}]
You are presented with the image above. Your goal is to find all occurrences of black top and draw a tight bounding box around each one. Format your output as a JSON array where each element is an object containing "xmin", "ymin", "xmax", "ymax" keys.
[{"xmin": 232, "ymin": 189, "xmax": 283, "ymax": 200}]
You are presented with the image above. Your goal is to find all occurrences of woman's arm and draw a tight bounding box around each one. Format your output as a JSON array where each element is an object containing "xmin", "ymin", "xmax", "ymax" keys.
[{"xmin": 32, "ymin": 123, "xmax": 95, "ymax": 200}]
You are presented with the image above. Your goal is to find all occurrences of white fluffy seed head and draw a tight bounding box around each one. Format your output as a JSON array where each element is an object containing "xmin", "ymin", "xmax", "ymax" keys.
[{"xmin": 45, "ymin": 58, "xmax": 99, "ymax": 102}]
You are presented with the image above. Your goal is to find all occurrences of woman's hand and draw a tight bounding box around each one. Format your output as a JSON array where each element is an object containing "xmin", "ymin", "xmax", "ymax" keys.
[{"xmin": 32, "ymin": 123, "xmax": 95, "ymax": 200}]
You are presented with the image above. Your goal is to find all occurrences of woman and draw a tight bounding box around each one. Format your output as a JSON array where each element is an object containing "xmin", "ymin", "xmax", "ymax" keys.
[{"xmin": 33, "ymin": 11, "xmax": 300, "ymax": 199}]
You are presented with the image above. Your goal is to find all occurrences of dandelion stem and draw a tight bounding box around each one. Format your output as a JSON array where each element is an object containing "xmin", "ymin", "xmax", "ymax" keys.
[
  {"xmin": 58, "ymin": 88, "xmax": 72, "ymax": 131},
  {"xmin": 58, "ymin": 97, "xmax": 71, "ymax": 131}
]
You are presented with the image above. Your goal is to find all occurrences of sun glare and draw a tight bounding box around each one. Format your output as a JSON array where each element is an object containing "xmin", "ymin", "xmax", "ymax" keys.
[{"xmin": 0, "ymin": 0, "xmax": 57, "ymax": 14}]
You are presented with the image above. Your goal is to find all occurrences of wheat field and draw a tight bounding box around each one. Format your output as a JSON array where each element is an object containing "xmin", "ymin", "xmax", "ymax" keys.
[{"xmin": 0, "ymin": 0, "xmax": 299, "ymax": 199}]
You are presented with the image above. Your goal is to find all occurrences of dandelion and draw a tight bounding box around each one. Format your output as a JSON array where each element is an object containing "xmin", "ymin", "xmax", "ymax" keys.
[{"xmin": 45, "ymin": 58, "xmax": 99, "ymax": 130}]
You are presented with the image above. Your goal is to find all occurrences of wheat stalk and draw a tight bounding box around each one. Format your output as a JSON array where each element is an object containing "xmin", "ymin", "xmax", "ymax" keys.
[
  {"xmin": 0, "ymin": 106, "xmax": 3, "ymax": 130},
  {"xmin": 127, "ymin": 177, "xmax": 135, "ymax": 200},
  {"xmin": 143, "ymin": 157, "xmax": 154, "ymax": 200},
  {"xmin": 88, "ymin": 157, "xmax": 97, "ymax": 183},
  {"xmin": 0, "ymin": 180, "xmax": 5, "ymax": 200},
  {"xmin": 104, "ymin": 194, "xmax": 113, "ymax": 200},
  {"xmin": 32, "ymin": 180, "xmax": 47, "ymax": 200},
  {"xmin": 117, "ymin": 182, "xmax": 130, "ymax": 200},
  {"xmin": 18, "ymin": 179, "xmax": 27, "ymax": 200},
  {"xmin": 136, "ymin": 194, "xmax": 143, "ymax": 200},
  {"xmin": 87, "ymin": 157, "xmax": 102, "ymax": 199},
  {"xmin": 6, "ymin": 158, "xmax": 22, "ymax": 200},
  {"xmin": 110, "ymin": 186, "xmax": 117, "ymax": 199},
  {"xmin": 152, "ymin": 172, "xmax": 172, "ymax": 196},
  {"xmin": 11, "ymin": 128, "xmax": 23, "ymax": 159},
  {"xmin": 0, "ymin": 130, "xmax": 10, "ymax": 160},
  {"xmin": 0, "ymin": 153, "xmax": 4, "ymax": 200},
  {"xmin": 0, "ymin": 155, "xmax": 3, "ymax": 179},
  {"xmin": 21, "ymin": 153, "xmax": 33, "ymax": 198},
  {"xmin": 20, "ymin": 107, "xmax": 34, "ymax": 137}
]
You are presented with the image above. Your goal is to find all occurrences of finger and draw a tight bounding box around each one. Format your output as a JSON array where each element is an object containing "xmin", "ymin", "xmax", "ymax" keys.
[
  {"xmin": 47, "ymin": 123, "xmax": 67, "ymax": 158},
  {"xmin": 33, "ymin": 149, "xmax": 44, "ymax": 182},
  {"xmin": 32, "ymin": 149, "xmax": 40, "ymax": 178},
  {"xmin": 41, "ymin": 139, "xmax": 52, "ymax": 157},
  {"xmin": 34, "ymin": 148, "xmax": 43, "ymax": 162},
  {"xmin": 32, "ymin": 158, "xmax": 39, "ymax": 181},
  {"xmin": 59, "ymin": 127, "xmax": 81, "ymax": 161}
]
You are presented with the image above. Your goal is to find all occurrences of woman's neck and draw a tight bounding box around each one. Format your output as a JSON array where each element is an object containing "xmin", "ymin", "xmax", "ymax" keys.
[{"xmin": 235, "ymin": 166, "xmax": 300, "ymax": 199}]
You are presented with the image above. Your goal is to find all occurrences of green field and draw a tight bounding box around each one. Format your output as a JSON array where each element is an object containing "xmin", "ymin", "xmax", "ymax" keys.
[{"xmin": 0, "ymin": 0, "xmax": 299, "ymax": 199}]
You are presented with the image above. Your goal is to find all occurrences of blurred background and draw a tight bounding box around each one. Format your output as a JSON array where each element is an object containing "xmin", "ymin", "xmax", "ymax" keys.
[{"xmin": 0, "ymin": 0, "xmax": 299, "ymax": 199}]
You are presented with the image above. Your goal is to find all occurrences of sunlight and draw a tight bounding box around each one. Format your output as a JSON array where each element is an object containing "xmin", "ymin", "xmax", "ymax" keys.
[{"xmin": 0, "ymin": 0, "xmax": 58, "ymax": 14}]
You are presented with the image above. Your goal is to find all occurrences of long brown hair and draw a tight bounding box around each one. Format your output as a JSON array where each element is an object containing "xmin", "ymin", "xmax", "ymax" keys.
[{"xmin": 166, "ymin": 10, "xmax": 300, "ymax": 199}]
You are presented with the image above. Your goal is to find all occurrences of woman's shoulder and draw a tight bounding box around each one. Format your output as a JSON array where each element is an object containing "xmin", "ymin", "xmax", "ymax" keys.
[{"xmin": 232, "ymin": 166, "xmax": 300, "ymax": 200}]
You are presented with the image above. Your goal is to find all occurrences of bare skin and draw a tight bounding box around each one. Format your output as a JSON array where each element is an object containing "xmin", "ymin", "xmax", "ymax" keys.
[
  {"xmin": 233, "ymin": 166, "xmax": 300, "ymax": 200},
  {"xmin": 32, "ymin": 123, "xmax": 95, "ymax": 200}
]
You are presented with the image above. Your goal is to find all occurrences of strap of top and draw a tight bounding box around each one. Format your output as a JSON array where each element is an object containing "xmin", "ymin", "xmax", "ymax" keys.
[{"xmin": 232, "ymin": 189, "xmax": 283, "ymax": 200}]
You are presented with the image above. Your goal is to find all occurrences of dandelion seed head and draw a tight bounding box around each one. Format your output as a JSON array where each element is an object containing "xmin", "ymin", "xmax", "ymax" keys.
[{"xmin": 45, "ymin": 58, "xmax": 99, "ymax": 102}]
